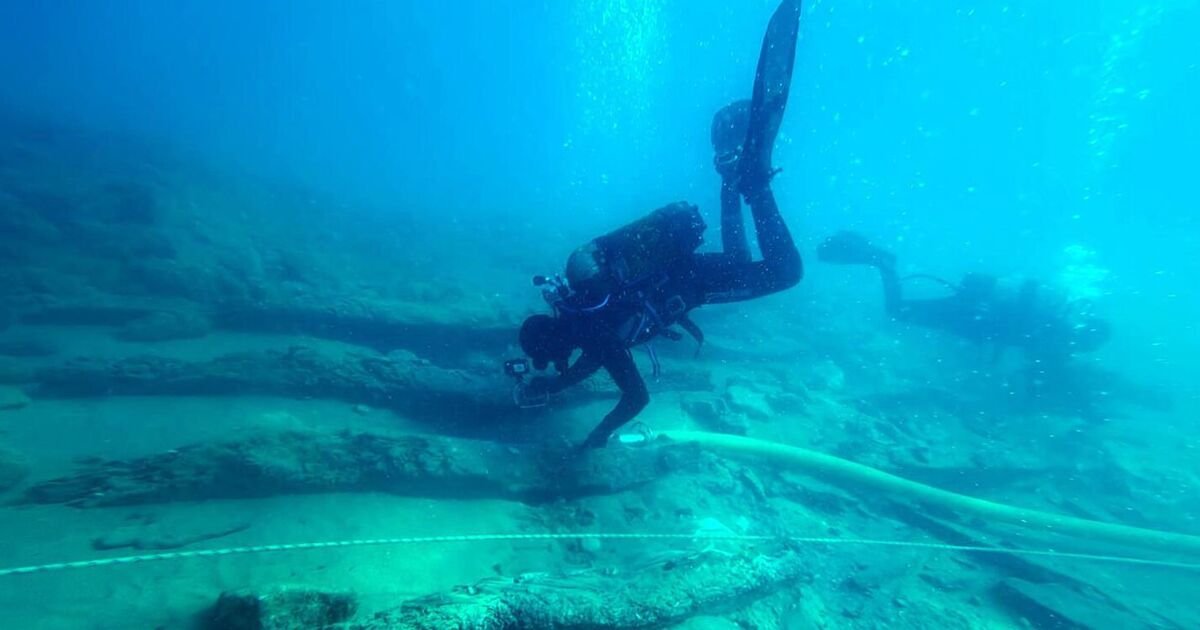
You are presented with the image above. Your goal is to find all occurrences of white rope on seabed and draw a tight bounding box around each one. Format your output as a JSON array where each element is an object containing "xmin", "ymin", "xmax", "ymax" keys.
[{"xmin": 2, "ymin": 532, "xmax": 1198, "ymax": 578}]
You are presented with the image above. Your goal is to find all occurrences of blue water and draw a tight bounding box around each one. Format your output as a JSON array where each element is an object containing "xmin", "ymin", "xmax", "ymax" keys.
[
  {"xmin": 0, "ymin": 0, "xmax": 1198, "ymax": 626},
  {"xmin": 5, "ymin": 2, "xmax": 1195, "ymax": 304}
]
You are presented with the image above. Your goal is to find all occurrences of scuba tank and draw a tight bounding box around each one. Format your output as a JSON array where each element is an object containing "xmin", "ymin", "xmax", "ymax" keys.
[
  {"xmin": 602, "ymin": 201, "xmax": 706, "ymax": 283},
  {"xmin": 565, "ymin": 202, "xmax": 706, "ymax": 303},
  {"xmin": 555, "ymin": 202, "xmax": 708, "ymax": 376}
]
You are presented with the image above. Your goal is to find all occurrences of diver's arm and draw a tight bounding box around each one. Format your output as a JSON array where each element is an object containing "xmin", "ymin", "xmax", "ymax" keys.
[
  {"xmin": 580, "ymin": 349, "xmax": 649, "ymax": 449},
  {"xmin": 553, "ymin": 351, "xmax": 604, "ymax": 392},
  {"xmin": 525, "ymin": 351, "xmax": 603, "ymax": 398}
]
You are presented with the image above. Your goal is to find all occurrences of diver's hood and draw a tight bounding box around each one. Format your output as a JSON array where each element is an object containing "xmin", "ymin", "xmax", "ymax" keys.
[{"xmin": 519, "ymin": 314, "xmax": 571, "ymax": 368}]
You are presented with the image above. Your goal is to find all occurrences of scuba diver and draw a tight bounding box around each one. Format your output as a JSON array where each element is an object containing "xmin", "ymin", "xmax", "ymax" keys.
[
  {"xmin": 514, "ymin": 0, "xmax": 804, "ymax": 450},
  {"xmin": 817, "ymin": 230, "xmax": 1112, "ymax": 393}
]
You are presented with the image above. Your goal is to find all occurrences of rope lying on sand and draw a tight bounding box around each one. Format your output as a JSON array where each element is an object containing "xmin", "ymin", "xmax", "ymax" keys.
[{"xmin": 2, "ymin": 532, "xmax": 1198, "ymax": 578}]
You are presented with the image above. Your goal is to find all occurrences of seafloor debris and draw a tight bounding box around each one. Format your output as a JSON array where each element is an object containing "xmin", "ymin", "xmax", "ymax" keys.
[
  {"xmin": 204, "ymin": 586, "xmax": 357, "ymax": 630},
  {"xmin": 681, "ymin": 395, "xmax": 749, "ymax": 435},
  {"xmin": 91, "ymin": 514, "xmax": 251, "ymax": 551},
  {"xmin": 369, "ymin": 547, "xmax": 805, "ymax": 629}
]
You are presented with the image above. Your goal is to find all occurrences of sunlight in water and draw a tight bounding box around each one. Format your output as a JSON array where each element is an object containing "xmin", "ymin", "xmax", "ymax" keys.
[
  {"xmin": 1059, "ymin": 243, "xmax": 1110, "ymax": 303},
  {"xmin": 1088, "ymin": 0, "xmax": 1194, "ymax": 170},
  {"xmin": 571, "ymin": 0, "xmax": 666, "ymax": 136}
]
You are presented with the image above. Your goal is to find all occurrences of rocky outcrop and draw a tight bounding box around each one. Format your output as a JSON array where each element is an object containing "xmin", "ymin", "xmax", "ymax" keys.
[
  {"xmin": 114, "ymin": 310, "xmax": 212, "ymax": 342},
  {"xmin": 682, "ymin": 395, "xmax": 749, "ymax": 435},
  {"xmin": 211, "ymin": 295, "xmax": 517, "ymax": 360},
  {"xmin": 359, "ymin": 547, "xmax": 807, "ymax": 629},
  {"xmin": 33, "ymin": 346, "xmax": 513, "ymax": 422},
  {"xmin": 20, "ymin": 430, "xmax": 684, "ymax": 508},
  {"xmin": 204, "ymin": 587, "xmax": 357, "ymax": 630},
  {"xmin": 19, "ymin": 292, "xmax": 517, "ymax": 361}
]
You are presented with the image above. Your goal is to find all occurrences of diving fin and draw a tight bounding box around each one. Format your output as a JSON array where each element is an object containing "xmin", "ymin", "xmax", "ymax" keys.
[
  {"xmin": 817, "ymin": 231, "xmax": 895, "ymax": 268},
  {"xmin": 740, "ymin": 0, "xmax": 802, "ymax": 192}
]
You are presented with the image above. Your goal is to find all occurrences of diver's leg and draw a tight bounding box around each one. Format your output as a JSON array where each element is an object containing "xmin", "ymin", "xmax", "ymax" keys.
[
  {"xmin": 878, "ymin": 262, "xmax": 904, "ymax": 317},
  {"xmin": 694, "ymin": 186, "xmax": 801, "ymax": 305},
  {"xmin": 720, "ymin": 180, "xmax": 751, "ymax": 263},
  {"xmin": 690, "ymin": 0, "xmax": 803, "ymax": 305},
  {"xmin": 711, "ymin": 101, "xmax": 752, "ymax": 262},
  {"xmin": 744, "ymin": 186, "xmax": 800, "ymax": 281}
]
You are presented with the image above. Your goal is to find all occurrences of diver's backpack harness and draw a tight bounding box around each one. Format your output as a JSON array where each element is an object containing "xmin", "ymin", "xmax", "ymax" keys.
[
  {"xmin": 592, "ymin": 202, "xmax": 706, "ymax": 371},
  {"xmin": 608, "ymin": 271, "xmax": 704, "ymax": 379},
  {"xmin": 540, "ymin": 203, "xmax": 709, "ymax": 376}
]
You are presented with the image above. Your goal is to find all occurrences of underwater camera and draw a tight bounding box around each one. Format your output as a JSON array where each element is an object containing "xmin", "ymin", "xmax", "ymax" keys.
[
  {"xmin": 504, "ymin": 358, "xmax": 531, "ymax": 379},
  {"xmin": 503, "ymin": 358, "xmax": 548, "ymax": 409}
]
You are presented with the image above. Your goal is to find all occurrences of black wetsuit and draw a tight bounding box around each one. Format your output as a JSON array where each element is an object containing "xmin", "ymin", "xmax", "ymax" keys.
[
  {"xmin": 818, "ymin": 225, "xmax": 1120, "ymax": 424},
  {"xmin": 523, "ymin": 0, "xmax": 804, "ymax": 448},
  {"xmin": 547, "ymin": 181, "xmax": 802, "ymax": 448},
  {"xmin": 878, "ymin": 267, "xmax": 1074, "ymax": 362},
  {"xmin": 818, "ymin": 229, "xmax": 1098, "ymax": 365}
]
